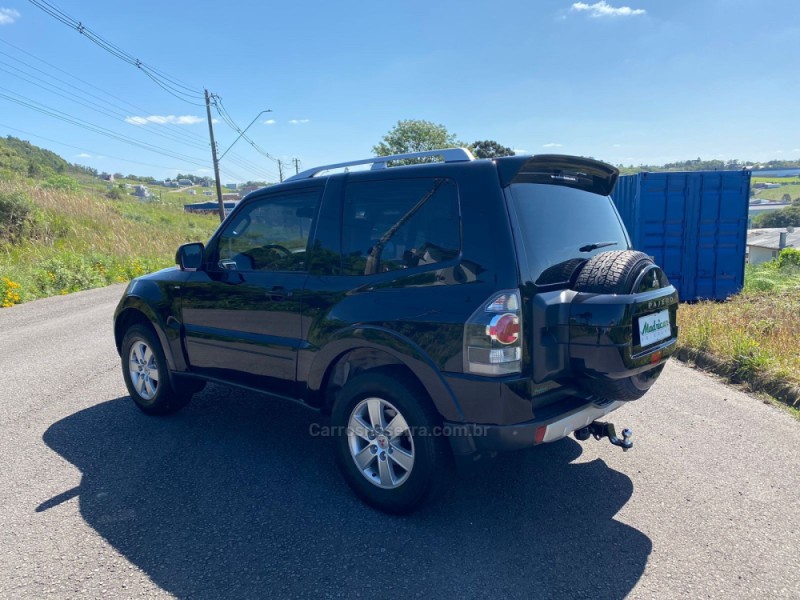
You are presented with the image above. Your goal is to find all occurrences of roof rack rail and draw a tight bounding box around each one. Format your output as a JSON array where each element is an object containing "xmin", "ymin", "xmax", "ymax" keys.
[{"xmin": 286, "ymin": 147, "xmax": 475, "ymax": 181}]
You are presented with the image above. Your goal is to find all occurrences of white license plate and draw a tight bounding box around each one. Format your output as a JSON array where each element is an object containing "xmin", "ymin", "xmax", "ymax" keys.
[{"xmin": 638, "ymin": 309, "xmax": 671, "ymax": 347}]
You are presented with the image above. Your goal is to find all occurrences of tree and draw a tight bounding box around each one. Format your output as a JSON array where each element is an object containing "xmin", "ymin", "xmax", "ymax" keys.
[
  {"xmin": 470, "ymin": 140, "xmax": 515, "ymax": 159},
  {"xmin": 373, "ymin": 120, "xmax": 464, "ymax": 159},
  {"xmin": 752, "ymin": 205, "xmax": 800, "ymax": 228}
]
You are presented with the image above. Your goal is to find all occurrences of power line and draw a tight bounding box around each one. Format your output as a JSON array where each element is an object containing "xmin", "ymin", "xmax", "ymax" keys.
[
  {"xmin": 0, "ymin": 60, "xmax": 210, "ymax": 152},
  {"xmin": 0, "ymin": 87, "xmax": 209, "ymax": 167},
  {"xmin": 0, "ymin": 38, "xmax": 210, "ymax": 146},
  {"xmin": 0, "ymin": 123, "xmax": 203, "ymax": 172},
  {"xmin": 27, "ymin": 0, "xmax": 205, "ymax": 106},
  {"xmin": 213, "ymin": 95, "xmax": 280, "ymax": 164}
]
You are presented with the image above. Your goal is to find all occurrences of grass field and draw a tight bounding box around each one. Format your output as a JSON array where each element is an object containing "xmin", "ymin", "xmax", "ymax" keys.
[
  {"xmin": 678, "ymin": 257, "xmax": 800, "ymax": 389},
  {"xmin": 0, "ymin": 177, "xmax": 219, "ymax": 305},
  {"xmin": 751, "ymin": 176, "xmax": 800, "ymax": 202}
]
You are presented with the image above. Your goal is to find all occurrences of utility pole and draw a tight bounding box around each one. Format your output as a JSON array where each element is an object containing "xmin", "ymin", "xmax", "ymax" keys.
[
  {"xmin": 204, "ymin": 89, "xmax": 226, "ymax": 222},
  {"xmin": 277, "ymin": 159, "xmax": 284, "ymax": 182},
  {"xmin": 293, "ymin": 158, "xmax": 301, "ymax": 175}
]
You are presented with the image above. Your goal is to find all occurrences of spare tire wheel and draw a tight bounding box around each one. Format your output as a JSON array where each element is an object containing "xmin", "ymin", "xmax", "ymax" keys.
[{"xmin": 572, "ymin": 250, "xmax": 664, "ymax": 401}]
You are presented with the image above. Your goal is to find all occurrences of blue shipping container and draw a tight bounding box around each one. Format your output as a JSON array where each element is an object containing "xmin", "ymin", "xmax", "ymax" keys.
[{"xmin": 611, "ymin": 170, "xmax": 751, "ymax": 301}]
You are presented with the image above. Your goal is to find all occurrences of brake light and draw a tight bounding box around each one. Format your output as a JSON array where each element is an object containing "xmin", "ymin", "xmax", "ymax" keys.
[
  {"xmin": 463, "ymin": 290, "xmax": 522, "ymax": 376},
  {"xmin": 487, "ymin": 313, "xmax": 520, "ymax": 345}
]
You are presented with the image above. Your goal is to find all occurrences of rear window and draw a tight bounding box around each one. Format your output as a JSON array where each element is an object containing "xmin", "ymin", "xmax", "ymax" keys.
[{"xmin": 506, "ymin": 183, "xmax": 630, "ymax": 286}]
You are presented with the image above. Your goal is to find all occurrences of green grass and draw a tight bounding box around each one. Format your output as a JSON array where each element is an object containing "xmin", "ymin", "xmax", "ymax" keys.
[
  {"xmin": 678, "ymin": 256, "xmax": 800, "ymax": 390},
  {"xmin": 751, "ymin": 176, "xmax": 800, "ymax": 202},
  {"xmin": 0, "ymin": 177, "xmax": 219, "ymax": 305}
]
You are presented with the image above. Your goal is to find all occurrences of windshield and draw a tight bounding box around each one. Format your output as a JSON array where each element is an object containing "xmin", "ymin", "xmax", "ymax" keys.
[{"xmin": 505, "ymin": 183, "xmax": 630, "ymax": 286}]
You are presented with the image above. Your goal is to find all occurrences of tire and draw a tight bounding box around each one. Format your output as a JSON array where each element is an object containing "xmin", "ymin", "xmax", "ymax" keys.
[
  {"xmin": 573, "ymin": 250, "xmax": 653, "ymax": 295},
  {"xmin": 572, "ymin": 250, "xmax": 662, "ymax": 401},
  {"xmin": 121, "ymin": 324, "xmax": 193, "ymax": 416},
  {"xmin": 331, "ymin": 371, "xmax": 453, "ymax": 514}
]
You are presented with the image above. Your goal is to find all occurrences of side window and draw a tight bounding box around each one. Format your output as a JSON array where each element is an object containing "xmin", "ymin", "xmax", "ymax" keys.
[
  {"xmin": 341, "ymin": 177, "xmax": 460, "ymax": 276},
  {"xmin": 211, "ymin": 191, "xmax": 320, "ymax": 272}
]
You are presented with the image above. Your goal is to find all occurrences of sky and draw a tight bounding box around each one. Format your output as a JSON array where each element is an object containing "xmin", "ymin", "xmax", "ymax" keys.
[{"xmin": 0, "ymin": 0, "xmax": 798, "ymax": 183}]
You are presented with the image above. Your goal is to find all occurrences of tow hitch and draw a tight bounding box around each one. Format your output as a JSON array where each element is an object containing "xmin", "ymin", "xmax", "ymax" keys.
[{"xmin": 574, "ymin": 421, "xmax": 633, "ymax": 451}]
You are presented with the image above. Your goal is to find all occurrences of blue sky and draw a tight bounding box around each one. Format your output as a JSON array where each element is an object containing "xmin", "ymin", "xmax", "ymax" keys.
[{"xmin": 0, "ymin": 0, "xmax": 798, "ymax": 182}]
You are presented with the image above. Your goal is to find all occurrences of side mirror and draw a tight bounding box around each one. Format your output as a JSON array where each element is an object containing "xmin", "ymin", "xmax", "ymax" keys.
[{"xmin": 176, "ymin": 242, "xmax": 205, "ymax": 271}]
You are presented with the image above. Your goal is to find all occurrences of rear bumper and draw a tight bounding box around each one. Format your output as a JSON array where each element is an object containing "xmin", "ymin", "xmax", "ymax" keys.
[{"xmin": 446, "ymin": 396, "xmax": 624, "ymax": 455}]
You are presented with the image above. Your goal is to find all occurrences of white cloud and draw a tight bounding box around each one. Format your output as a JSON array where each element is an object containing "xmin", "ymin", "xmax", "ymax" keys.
[
  {"xmin": 512, "ymin": 148, "xmax": 529, "ymax": 154},
  {"xmin": 125, "ymin": 115, "xmax": 204, "ymax": 126},
  {"xmin": 0, "ymin": 8, "xmax": 20, "ymax": 25},
  {"xmin": 571, "ymin": 2, "xmax": 645, "ymax": 18},
  {"xmin": 264, "ymin": 119, "xmax": 276, "ymax": 125},
  {"xmin": 288, "ymin": 119, "xmax": 310, "ymax": 124},
  {"xmin": 612, "ymin": 143, "xmax": 622, "ymax": 148},
  {"xmin": 793, "ymin": 148, "xmax": 800, "ymax": 153},
  {"xmin": 543, "ymin": 143, "xmax": 563, "ymax": 148},
  {"xmin": 76, "ymin": 153, "xmax": 93, "ymax": 158}
]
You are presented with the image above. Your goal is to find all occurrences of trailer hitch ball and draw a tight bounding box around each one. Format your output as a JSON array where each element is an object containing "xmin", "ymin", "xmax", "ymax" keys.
[{"xmin": 575, "ymin": 421, "xmax": 634, "ymax": 451}]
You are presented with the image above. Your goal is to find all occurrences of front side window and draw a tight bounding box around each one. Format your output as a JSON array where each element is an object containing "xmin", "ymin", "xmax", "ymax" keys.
[
  {"xmin": 210, "ymin": 191, "xmax": 320, "ymax": 272},
  {"xmin": 342, "ymin": 177, "xmax": 460, "ymax": 276}
]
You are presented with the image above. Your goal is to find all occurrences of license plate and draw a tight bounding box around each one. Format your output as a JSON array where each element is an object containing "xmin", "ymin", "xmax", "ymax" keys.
[{"xmin": 638, "ymin": 309, "xmax": 671, "ymax": 347}]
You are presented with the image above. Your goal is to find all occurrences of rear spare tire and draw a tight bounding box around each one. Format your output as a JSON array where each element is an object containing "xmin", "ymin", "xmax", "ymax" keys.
[
  {"xmin": 572, "ymin": 250, "xmax": 663, "ymax": 401},
  {"xmin": 572, "ymin": 250, "xmax": 653, "ymax": 295}
]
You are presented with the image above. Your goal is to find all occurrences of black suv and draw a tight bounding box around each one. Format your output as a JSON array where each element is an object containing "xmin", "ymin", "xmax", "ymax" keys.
[{"xmin": 114, "ymin": 149, "xmax": 678, "ymax": 513}]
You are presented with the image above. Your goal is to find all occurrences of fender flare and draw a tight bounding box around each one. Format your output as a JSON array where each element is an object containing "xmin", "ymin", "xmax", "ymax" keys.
[
  {"xmin": 114, "ymin": 285, "xmax": 184, "ymax": 372},
  {"xmin": 305, "ymin": 325, "xmax": 465, "ymax": 423}
]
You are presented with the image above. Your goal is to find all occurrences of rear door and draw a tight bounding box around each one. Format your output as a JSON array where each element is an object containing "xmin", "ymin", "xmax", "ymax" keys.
[{"xmin": 179, "ymin": 187, "xmax": 322, "ymax": 398}]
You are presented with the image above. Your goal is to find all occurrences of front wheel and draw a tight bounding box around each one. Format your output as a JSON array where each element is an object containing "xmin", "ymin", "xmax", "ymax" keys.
[
  {"xmin": 331, "ymin": 371, "xmax": 452, "ymax": 514},
  {"xmin": 121, "ymin": 324, "xmax": 193, "ymax": 415}
]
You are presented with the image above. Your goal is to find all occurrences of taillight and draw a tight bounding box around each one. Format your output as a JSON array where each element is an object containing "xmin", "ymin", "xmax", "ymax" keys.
[
  {"xmin": 463, "ymin": 290, "xmax": 522, "ymax": 376},
  {"xmin": 487, "ymin": 314, "xmax": 520, "ymax": 345}
]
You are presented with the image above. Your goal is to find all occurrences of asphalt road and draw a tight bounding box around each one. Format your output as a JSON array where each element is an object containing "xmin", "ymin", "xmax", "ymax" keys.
[{"xmin": 1, "ymin": 285, "xmax": 798, "ymax": 599}]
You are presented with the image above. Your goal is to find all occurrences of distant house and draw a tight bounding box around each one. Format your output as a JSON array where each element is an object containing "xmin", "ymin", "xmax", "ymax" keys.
[
  {"xmin": 177, "ymin": 179, "xmax": 194, "ymax": 186},
  {"xmin": 101, "ymin": 172, "xmax": 114, "ymax": 182},
  {"xmin": 164, "ymin": 180, "xmax": 180, "ymax": 188},
  {"xmin": 746, "ymin": 228, "xmax": 798, "ymax": 264},
  {"xmin": 203, "ymin": 191, "xmax": 213, "ymax": 196},
  {"xmin": 222, "ymin": 193, "xmax": 241, "ymax": 201},
  {"xmin": 188, "ymin": 189, "xmax": 197, "ymax": 195},
  {"xmin": 225, "ymin": 183, "xmax": 238, "ymax": 190},
  {"xmin": 133, "ymin": 185, "xmax": 151, "ymax": 199},
  {"xmin": 240, "ymin": 185, "xmax": 261, "ymax": 195}
]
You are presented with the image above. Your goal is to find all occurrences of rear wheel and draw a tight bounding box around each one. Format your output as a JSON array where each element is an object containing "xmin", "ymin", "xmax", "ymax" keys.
[
  {"xmin": 573, "ymin": 250, "xmax": 664, "ymax": 401},
  {"xmin": 331, "ymin": 371, "xmax": 452, "ymax": 514},
  {"xmin": 121, "ymin": 324, "xmax": 193, "ymax": 415}
]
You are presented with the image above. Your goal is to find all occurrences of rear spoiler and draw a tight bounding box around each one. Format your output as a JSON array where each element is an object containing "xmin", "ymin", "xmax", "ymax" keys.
[{"xmin": 495, "ymin": 155, "xmax": 620, "ymax": 196}]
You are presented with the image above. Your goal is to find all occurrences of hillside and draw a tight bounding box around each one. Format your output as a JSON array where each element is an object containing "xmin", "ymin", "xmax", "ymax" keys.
[
  {"xmin": 0, "ymin": 136, "xmax": 97, "ymax": 180},
  {"xmin": 0, "ymin": 138, "xmax": 221, "ymax": 307}
]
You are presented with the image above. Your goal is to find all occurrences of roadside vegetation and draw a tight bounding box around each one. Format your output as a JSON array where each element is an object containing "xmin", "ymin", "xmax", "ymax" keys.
[
  {"xmin": 0, "ymin": 178, "xmax": 218, "ymax": 306},
  {"xmin": 677, "ymin": 248, "xmax": 800, "ymax": 391}
]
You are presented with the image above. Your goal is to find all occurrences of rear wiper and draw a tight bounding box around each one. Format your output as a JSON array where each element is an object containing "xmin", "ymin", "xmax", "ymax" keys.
[{"xmin": 579, "ymin": 241, "xmax": 618, "ymax": 252}]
